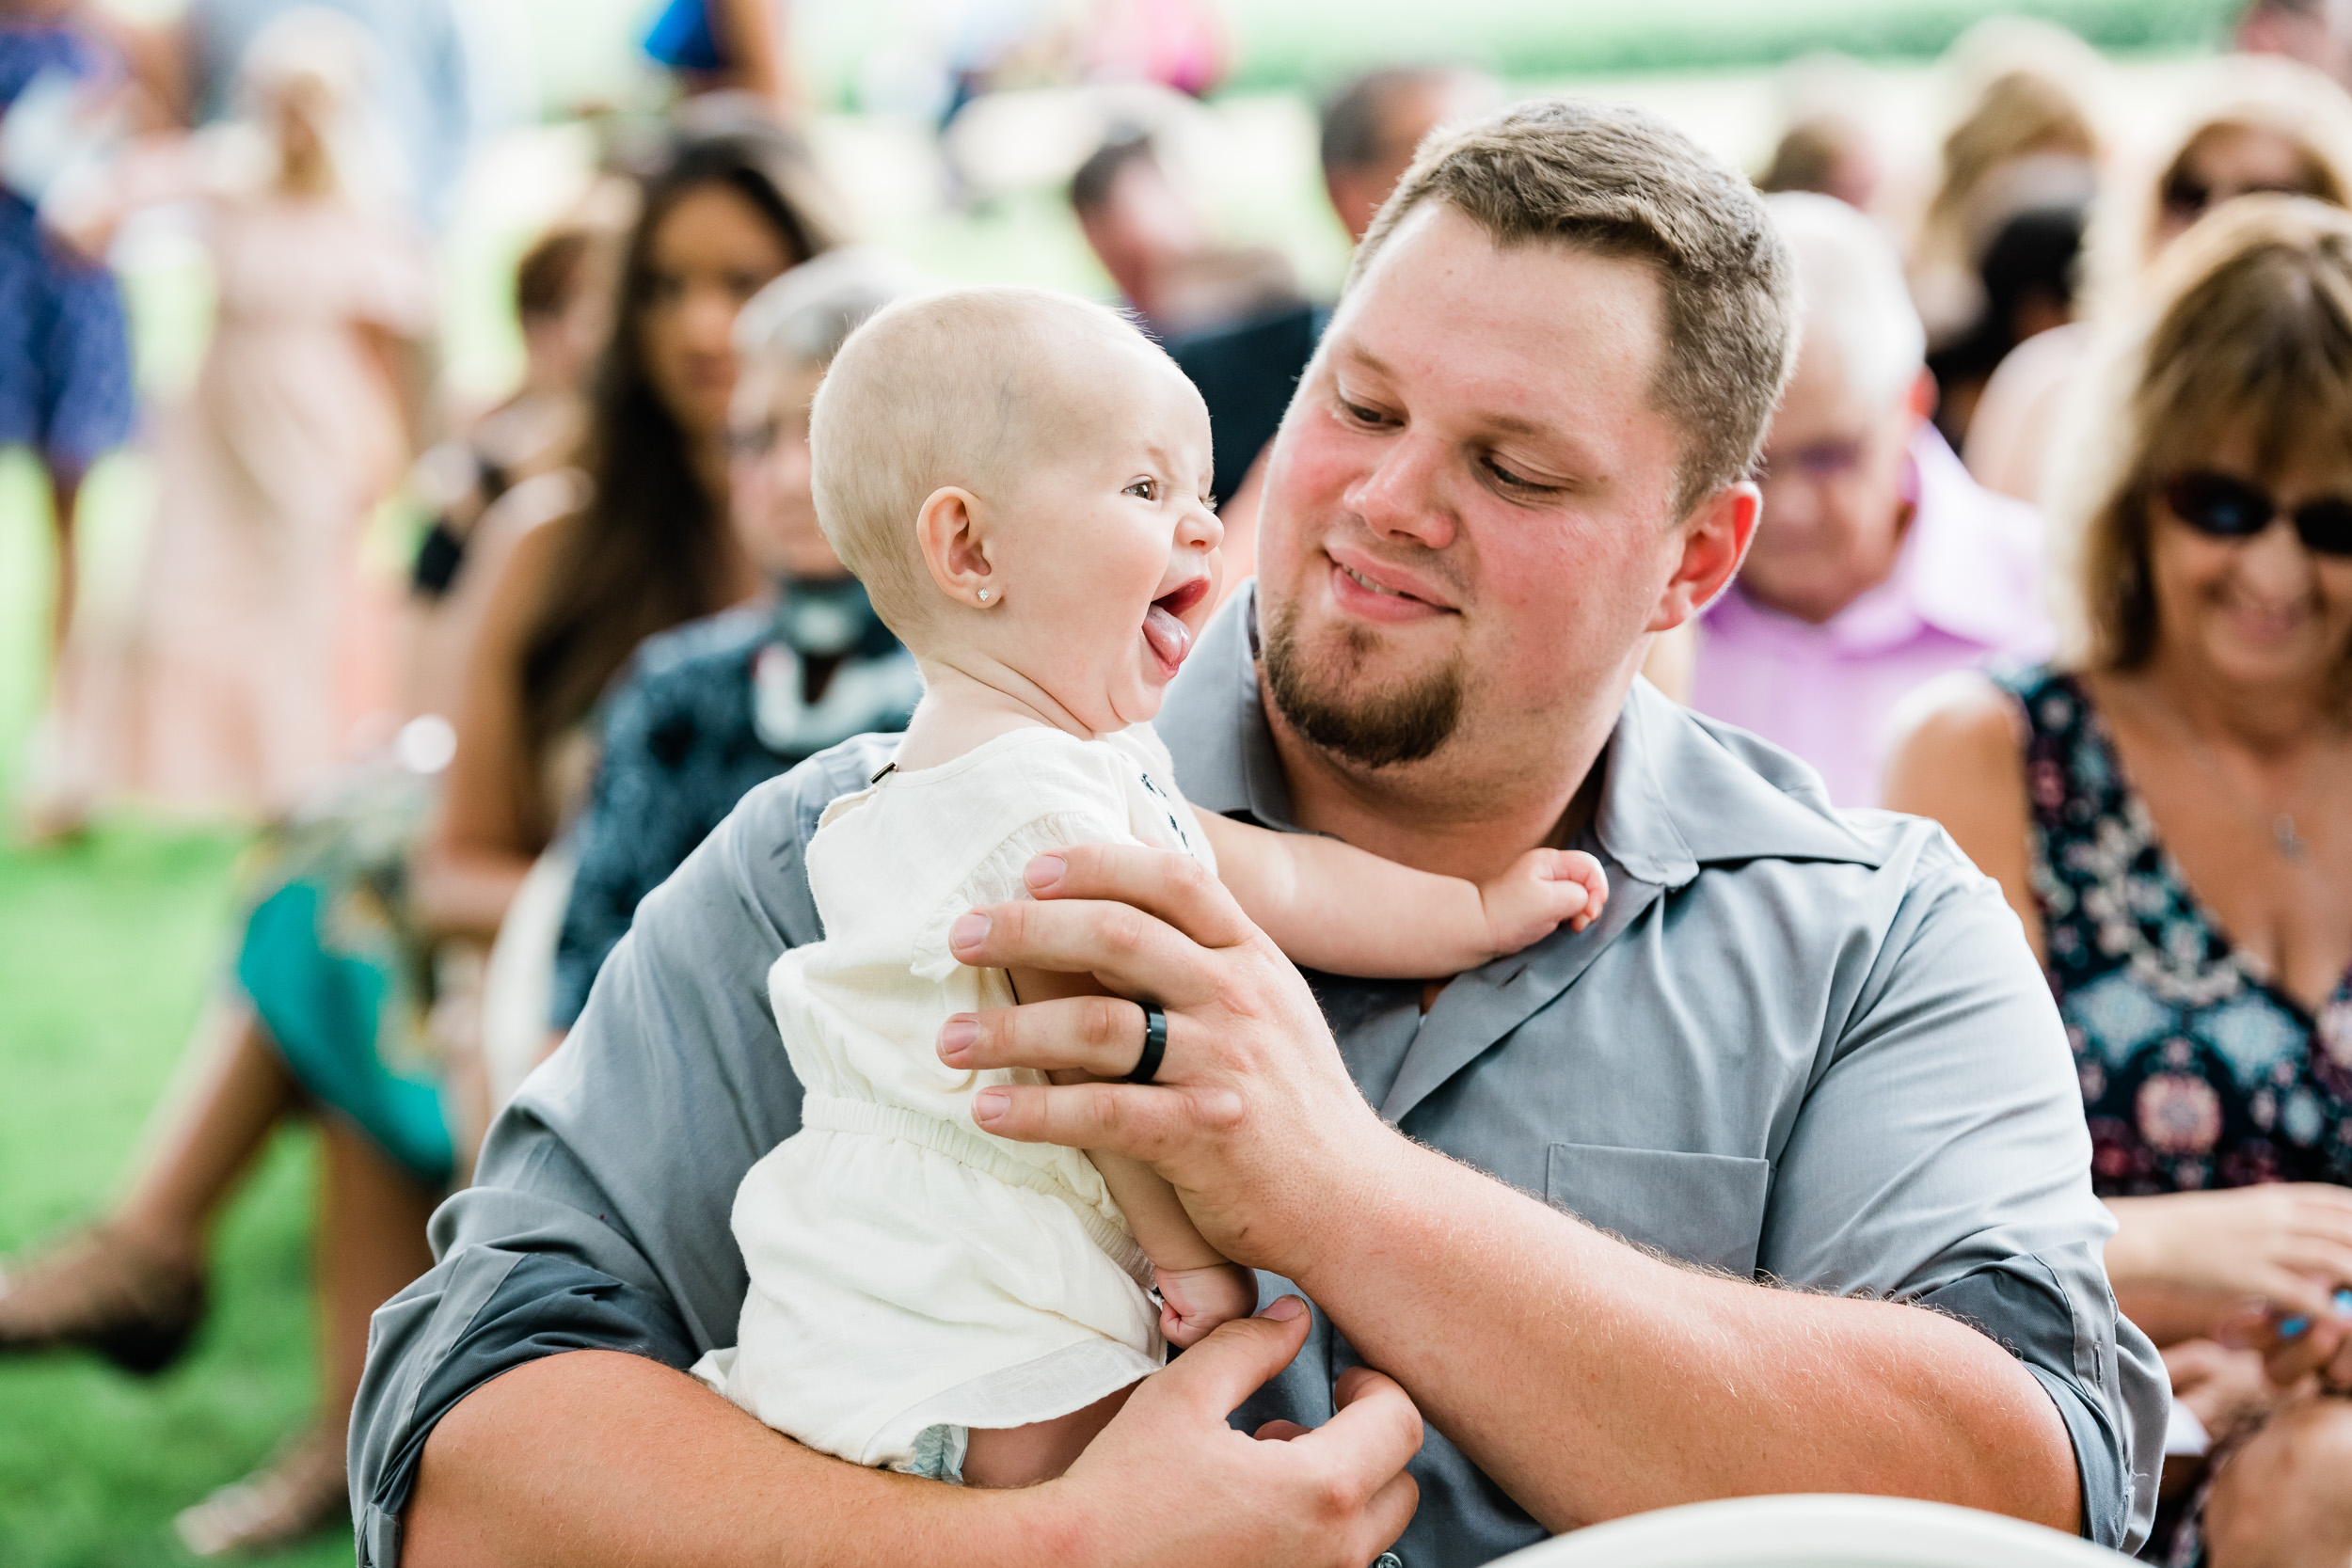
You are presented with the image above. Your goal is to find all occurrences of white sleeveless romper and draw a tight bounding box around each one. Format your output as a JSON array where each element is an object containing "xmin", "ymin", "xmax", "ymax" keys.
[{"xmin": 692, "ymin": 723, "xmax": 1217, "ymax": 1476}]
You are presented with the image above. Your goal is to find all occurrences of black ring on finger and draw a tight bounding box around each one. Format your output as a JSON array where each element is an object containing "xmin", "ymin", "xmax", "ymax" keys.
[{"xmin": 1126, "ymin": 1001, "xmax": 1168, "ymax": 1085}]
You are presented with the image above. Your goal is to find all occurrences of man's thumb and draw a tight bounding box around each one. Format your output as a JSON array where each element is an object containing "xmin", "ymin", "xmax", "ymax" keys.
[{"xmin": 1158, "ymin": 1295, "xmax": 1311, "ymax": 1418}]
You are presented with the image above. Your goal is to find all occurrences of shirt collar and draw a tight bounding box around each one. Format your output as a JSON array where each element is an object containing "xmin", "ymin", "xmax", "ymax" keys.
[{"xmin": 1160, "ymin": 585, "xmax": 1883, "ymax": 888}]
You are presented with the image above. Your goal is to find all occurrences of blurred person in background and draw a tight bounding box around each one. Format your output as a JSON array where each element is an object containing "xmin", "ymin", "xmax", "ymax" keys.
[
  {"xmin": 2239, "ymin": 0, "xmax": 2352, "ymax": 92},
  {"xmin": 403, "ymin": 216, "xmax": 618, "ymax": 725},
  {"xmin": 1066, "ymin": 125, "xmax": 1298, "ymax": 341},
  {"xmin": 22, "ymin": 8, "xmax": 432, "ymax": 839},
  {"xmin": 1, "ymin": 0, "xmax": 136, "ymax": 760},
  {"xmin": 0, "ymin": 121, "xmax": 839, "ymax": 1557},
  {"xmin": 1888, "ymin": 196, "xmax": 2352, "ymax": 1568},
  {"xmin": 1689, "ymin": 192, "xmax": 2048, "ymax": 808},
  {"xmin": 163, "ymin": 0, "xmax": 487, "ymax": 231},
  {"xmin": 1756, "ymin": 112, "xmax": 1882, "ymax": 211},
  {"xmin": 643, "ymin": 0, "xmax": 802, "ymax": 122},
  {"xmin": 1168, "ymin": 64, "xmax": 1500, "ymax": 583},
  {"xmin": 1968, "ymin": 55, "xmax": 2352, "ymax": 507},
  {"xmin": 1907, "ymin": 50, "xmax": 2101, "ymax": 446},
  {"xmin": 548, "ymin": 246, "xmax": 921, "ymax": 1039}
]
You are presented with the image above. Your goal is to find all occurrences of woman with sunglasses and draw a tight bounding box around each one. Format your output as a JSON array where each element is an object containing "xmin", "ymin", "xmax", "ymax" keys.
[
  {"xmin": 1968, "ymin": 53, "xmax": 2352, "ymax": 504},
  {"xmin": 1887, "ymin": 197, "xmax": 2352, "ymax": 1567}
]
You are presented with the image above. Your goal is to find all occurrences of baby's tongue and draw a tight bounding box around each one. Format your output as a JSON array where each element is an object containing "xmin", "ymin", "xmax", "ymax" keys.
[{"xmin": 1142, "ymin": 602, "xmax": 1192, "ymax": 668}]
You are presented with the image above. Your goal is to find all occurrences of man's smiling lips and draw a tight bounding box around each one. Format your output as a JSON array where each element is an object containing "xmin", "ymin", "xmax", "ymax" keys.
[{"xmin": 1325, "ymin": 546, "xmax": 1454, "ymax": 623}]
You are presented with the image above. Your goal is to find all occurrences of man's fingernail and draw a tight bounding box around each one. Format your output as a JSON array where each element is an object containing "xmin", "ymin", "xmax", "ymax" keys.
[
  {"xmin": 939, "ymin": 1017, "xmax": 978, "ymax": 1058},
  {"xmin": 973, "ymin": 1087, "xmax": 1009, "ymax": 1123},
  {"xmin": 1024, "ymin": 854, "xmax": 1065, "ymax": 891},
  {"xmin": 1260, "ymin": 1295, "xmax": 1305, "ymax": 1322},
  {"xmin": 949, "ymin": 912, "xmax": 989, "ymax": 951},
  {"xmin": 2280, "ymin": 1316, "xmax": 2311, "ymax": 1338}
]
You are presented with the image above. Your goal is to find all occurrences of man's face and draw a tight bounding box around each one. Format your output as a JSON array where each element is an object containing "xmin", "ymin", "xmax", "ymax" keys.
[
  {"xmin": 1254, "ymin": 203, "xmax": 1699, "ymax": 780},
  {"xmin": 1741, "ymin": 335, "xmax": 1923, "ymax": 626}
]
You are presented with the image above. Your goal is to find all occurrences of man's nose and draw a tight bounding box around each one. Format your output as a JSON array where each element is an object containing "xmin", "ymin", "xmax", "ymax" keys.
[{"xmin": 1344, "ymin": 433, "xmax": 1457, "ymax": 550}]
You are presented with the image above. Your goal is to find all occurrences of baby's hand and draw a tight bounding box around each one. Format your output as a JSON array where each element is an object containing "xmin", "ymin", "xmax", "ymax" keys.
[
  {"xmin": 1154, "ymin": 1261, "xmax": 1257, "ymax": 1350},
  {"xmin": 1480, "ymin": 847, "xmax": 1610, "ymax": 956}
]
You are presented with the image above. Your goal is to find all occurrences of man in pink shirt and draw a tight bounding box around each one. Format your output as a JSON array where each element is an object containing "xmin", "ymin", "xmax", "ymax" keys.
[{"xmin": 1692, "ymin": 192, "xmax": 2052, "ymax": 807}]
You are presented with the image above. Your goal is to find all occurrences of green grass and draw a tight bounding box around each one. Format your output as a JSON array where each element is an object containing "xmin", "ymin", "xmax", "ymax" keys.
[{"xmin": 0, "ymin": 824, "xmax": 355, "ymax": 1568}]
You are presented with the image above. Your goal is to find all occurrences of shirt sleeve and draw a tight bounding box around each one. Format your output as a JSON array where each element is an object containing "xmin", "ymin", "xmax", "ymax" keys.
[
  {"xmin": 349, "ymin": 736, "xmax": 897, "ymax": 1566},
  {"xmin": 1757, "ymin": 827, "xmax": 2169, "ymax": 1553}
]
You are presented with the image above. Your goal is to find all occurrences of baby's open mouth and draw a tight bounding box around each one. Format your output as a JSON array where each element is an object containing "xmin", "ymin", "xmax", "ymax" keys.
[{"xmin": 1142, "ymin": 578, "xmax": 1210, "ymax": 671}]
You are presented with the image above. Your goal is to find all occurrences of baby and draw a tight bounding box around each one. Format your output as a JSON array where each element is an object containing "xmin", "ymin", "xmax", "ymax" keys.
[{"xmin": 692, "ymin": 287, "xmax": 1607, "ymax": 1490}]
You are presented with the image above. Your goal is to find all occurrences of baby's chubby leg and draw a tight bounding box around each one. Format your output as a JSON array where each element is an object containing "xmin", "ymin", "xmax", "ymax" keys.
[{"xmin": 961, "ymin": 1385, "xmax": 1132, "ymax": 1488}]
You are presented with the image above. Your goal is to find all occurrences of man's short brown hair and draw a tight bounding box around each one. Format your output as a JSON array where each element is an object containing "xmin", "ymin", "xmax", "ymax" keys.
[{"xmin": 1349, "ymin": 98, "xmax": 1797, "ymax": 517}]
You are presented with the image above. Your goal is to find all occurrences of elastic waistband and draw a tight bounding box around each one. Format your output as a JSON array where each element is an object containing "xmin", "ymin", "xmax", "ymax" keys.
[{"xmin": 799, "ymin": 1094, "xmax": 1150, "ymax": 1284}]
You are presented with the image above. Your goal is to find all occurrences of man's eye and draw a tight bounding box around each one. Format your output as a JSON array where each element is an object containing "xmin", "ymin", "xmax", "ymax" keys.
[
  {"xmin": 1485, "ymin": 455, "xmax": 1555, "ymax": 493},
  {"xmin": 1339, "ymin": 396, "xmax": 1390, "ymax": 427},
  {"xmin": 1123, "ymin": 478, "xmax": 1157, "ymax": 499}
]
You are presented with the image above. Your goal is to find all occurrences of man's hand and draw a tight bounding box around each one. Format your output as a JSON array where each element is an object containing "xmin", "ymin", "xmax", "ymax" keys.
[
  {"xmin": 937, "ymin": 842, "xmax": 1401, "ymax": 1281},
  {"xmin": 1054, "ymin": 1297, "xmax": 1423, "ymax": 1565},
  {"xmin": 403, "ymin": 1298, "xmax": 1422, "ymax": 1568}
]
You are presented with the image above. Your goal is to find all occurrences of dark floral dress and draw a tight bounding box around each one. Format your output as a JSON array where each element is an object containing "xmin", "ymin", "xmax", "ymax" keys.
[
  {"xmin": 2004, "ymin": 668, "xmax": 2352, "ymax": 1562},
  {"xmin": 2003, "ymin": 668, "xmax": 2352, "ymax": 1196}
]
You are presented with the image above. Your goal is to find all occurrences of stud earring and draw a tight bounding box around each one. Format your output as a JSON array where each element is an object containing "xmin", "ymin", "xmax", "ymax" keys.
[{"xmin": 977, "ymin": 589, "xmax": 991, "ymax": 602}]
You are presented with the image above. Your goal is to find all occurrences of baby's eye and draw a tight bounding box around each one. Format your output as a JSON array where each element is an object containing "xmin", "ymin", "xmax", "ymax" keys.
[{"xmin": 1123, "ymin": 478, "xmax": 1158, "ymax": 500}]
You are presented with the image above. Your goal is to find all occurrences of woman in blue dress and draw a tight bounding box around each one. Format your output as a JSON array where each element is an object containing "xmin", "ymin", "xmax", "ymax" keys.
[
  {"xmin": 1890, "ymin": 197, "xmax": 2352, "ymax": 1564},
  {"xmin": 0, "ymin": 4, "xmax": 135, "ymax": 667}
]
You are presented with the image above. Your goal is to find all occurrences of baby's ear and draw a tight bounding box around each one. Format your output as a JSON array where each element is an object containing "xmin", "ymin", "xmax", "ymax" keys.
[{"xmin": 915, "ymin": 485, "xmax": 1000, "ymax": 610}]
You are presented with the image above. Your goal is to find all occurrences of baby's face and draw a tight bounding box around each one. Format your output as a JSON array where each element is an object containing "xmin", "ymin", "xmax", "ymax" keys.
[{"xmin": 987, "ymin": 348, "xmax": 1222, "ymax": 733}]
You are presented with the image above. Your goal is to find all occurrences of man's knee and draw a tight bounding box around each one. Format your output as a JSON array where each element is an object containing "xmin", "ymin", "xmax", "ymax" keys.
[{"xmin": 2205, "ymin": 1397, "xmax": 2352, "ymax": 1568}]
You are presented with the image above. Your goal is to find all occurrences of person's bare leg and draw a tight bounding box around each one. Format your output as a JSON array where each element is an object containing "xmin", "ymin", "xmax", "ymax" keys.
[
  {"xmin": 174, "ymin": 1117, "xmax": 440, "ymax": 1555},
  {"xmin": 961, "ymin": 1384, "xmax": 1134, "ymax": 1489},
  {"xmin": 316, "ymin": 1115, "xmax": 438, "ymax": 1427},
  {"xmin": 45, "ymin": 462, "xmax": 82, "ymax": 662},
  {"xmin": 0, "ymin": 1002, "xmax": 294, "ymax": 1369},
  {"xmin": 2204, "ymin": 1395, "xmax": 2352, "ymax": 1568},
  {"xmin": 115, "ymin": 1001, "xmax": 301, "ymax": 1267}
]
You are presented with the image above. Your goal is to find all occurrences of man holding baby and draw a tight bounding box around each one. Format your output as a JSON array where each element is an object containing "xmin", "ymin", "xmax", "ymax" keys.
[{"xmin": 353, "ymin": 101, "xmax": 2165, "ymax": 1566}]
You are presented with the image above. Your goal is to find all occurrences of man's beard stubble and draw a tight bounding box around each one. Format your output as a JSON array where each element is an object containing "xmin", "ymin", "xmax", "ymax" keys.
[{"xmin": 1262, "ymin": 595, "xmax": 1465, "ymax": 770}]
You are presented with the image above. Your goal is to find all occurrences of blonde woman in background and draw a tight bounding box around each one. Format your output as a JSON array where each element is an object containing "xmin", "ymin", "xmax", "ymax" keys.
[
  {"xmin": 1887, "ymin": 198, "xmax": 2352, "ymax": 1567},
  {"xmin": 1905, "ymin": 24, "xmax": 2104, "ymax": 367},
  {"xmin": 1966, "ymin": 54, "xmax": 2352, "ymax": 505},
  {"xmin": 24, "ymin": 7, "xmax": 432, "ymax": 836}
]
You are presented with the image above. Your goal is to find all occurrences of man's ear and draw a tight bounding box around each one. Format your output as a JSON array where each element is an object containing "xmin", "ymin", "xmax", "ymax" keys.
[
  {"xmin": 1645, "ymin": 480, "xmax": 1759, "ymax": 634},
  {"xmin": 915, "ymin": 485, "xmax": 999, "ymax": 610}
]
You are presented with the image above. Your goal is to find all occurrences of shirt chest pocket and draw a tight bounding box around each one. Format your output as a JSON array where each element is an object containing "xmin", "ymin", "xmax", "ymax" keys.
[{"xmin": 1545, "ymin": 1143, "xmax": 1772, "ymax": 1277}]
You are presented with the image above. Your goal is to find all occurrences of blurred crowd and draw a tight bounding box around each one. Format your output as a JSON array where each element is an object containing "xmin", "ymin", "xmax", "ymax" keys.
[{"xmin": 2, "ymin": 0, "xmax": 2351, "ymax": 1560}]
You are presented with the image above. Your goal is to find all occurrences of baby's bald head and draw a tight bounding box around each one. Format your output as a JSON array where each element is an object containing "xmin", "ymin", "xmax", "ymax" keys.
[{"xmin": 810, "ymin": 285, "xmax": 1184, "ymax": 633}]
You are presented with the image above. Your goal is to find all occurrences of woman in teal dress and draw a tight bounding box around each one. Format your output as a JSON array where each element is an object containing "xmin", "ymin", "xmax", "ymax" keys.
[{"xmin": 1890, "ymin": 197, "xmax": 2352, "ymax": 1564}]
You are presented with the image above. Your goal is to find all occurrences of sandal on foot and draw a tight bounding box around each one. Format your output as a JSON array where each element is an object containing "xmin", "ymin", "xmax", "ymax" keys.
[
  {"xmin": 174, "ymin": 1423, "xmax": 350, "ymax": 1558},
  {"xmin": 0, "ymin": 1224, "xmax": 206, "ymax": 1375}
]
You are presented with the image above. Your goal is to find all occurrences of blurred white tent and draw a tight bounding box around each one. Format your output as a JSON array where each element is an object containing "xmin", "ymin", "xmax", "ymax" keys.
[{"xmin": 1488, "ymin": 1496, "xmax": 2130, "ymax": 1568}]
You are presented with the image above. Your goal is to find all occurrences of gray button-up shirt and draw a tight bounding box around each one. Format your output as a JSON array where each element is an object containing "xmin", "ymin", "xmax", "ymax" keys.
[{"xmin": 349, "ymin": 594, "xmax": 2165, "ymax": 1566}]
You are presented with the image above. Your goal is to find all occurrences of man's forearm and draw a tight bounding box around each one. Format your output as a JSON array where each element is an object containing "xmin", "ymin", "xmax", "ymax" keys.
[
  {"xmin": 1306, "ymin": 1140, "xmax": 2083, "ymax": 1534},
  {"xmin": 403, "ymin": 1352, "xmax": 1060, "ymax": 1568}
]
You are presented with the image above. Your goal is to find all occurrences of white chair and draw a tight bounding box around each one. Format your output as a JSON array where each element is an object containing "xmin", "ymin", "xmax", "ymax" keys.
[{"xmin": 1486, "ymin": 1495, "xmax": 2130, "ymax": 1568}]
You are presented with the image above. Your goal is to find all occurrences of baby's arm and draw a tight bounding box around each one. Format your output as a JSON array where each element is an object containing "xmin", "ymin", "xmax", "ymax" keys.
[
  {"xmin": 1195, "ymin": 811, "xmax": 1607, "ymax": 978},
  {"xmin": 1005, "ymin": 964, "xmax": 1255, "ymax": 1348}
]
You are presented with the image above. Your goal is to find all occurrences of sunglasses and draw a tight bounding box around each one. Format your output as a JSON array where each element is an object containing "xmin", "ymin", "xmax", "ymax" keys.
[
  {"xmin": 2159, "ymin": 174, "xmax": 2311, "ymax": 222},
  {"xmin": 2161, "ymin": 470, "xmax": 2352, "ymax": 556}
]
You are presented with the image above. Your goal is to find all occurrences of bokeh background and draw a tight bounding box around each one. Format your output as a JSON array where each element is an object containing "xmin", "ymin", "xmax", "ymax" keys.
[{"xmin": 0, "ymin": 0, "xmax": 2251, "ymax": 1561}]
